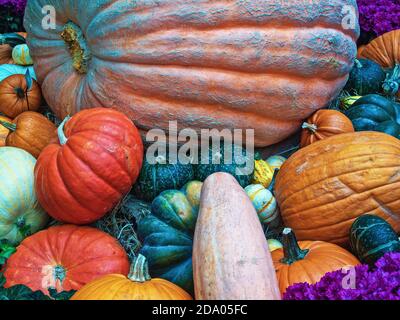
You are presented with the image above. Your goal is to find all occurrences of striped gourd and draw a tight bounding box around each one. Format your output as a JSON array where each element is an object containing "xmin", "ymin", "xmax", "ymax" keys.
[
  {"xmin": 12, "ymin": 44, "xmax": 33, "ymax": 66},
  {"xmin": 253, "ymin": 156, "xmax": 286, "ymax": 188},
  {"xmin": 0, "ymin": 147, "xmax": 48, "ymax": 245},
  {"xmin": 245, "ymin": 184, "xmax": 279, "ymax": 224}
]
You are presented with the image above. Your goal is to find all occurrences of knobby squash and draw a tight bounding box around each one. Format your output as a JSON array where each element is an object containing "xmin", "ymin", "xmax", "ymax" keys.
[
  {"xmin": 272, "ymin": 228, "xmax": 360, "ymax": 295},
  {"xmin": 0, "ymin": 115, "xmax": 12, "ymax": 146},
  {"xmin": 137, "ymin": 181, "xmax": 202, "ymax": 295},
  {"xmin": 300, "ymin": 110, "xmax": 354, "ymax": 147},
  {"xmin": 4, "ymin": 225, "xmax": 130, "ymax": 295},
  {"xmin": 0, "ymin": 147, "xmax": 48, "ymax": 245},
  {"xmin": 0, "ymin": 111, "xmax": 57, "ymax": 158},
  {"xmin": 71, "ymin": 254, "xmax": 192, "ymax": 300},
  {"xmin": 34, "ymin": 108, "xmax": 144, "ymax": 224},
  {"xmin": 275, "ymin": 131, "xmax": 400, "ymax": 246},
  {"xmin": 253, "ymin": 155, "xmax": 286, "ymax": 188},
  {"xmin": 24, "ymin": 0, "xmax": 359, "ymax": 147},
  {"xmin": 193, "ymin": 173, "xmax": 281, "ymax": 300},
  {"xmin": 350, "ymin": 215, "xmax": 400, "ymax": 266}
]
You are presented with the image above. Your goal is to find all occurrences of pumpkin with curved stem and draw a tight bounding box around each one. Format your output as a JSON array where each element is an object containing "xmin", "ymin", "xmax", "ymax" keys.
[
  {"xmin": 24, "ymin": 0, "xmax": 359, "ymax": 147},
  {"xmin": 272, "ymin": 228, "xmax": 360, "ymax": 295},
  {"xmin": 34, "ymin": 108, "xmax": 144, "ymax": 225},
  {"xmin": 71, "ymin": 254, "xmax": 192, "ymax": 300},
  {"xmin": 3, "ymin": 225, "xmax": 130, "ymax": 295},
  {"xmin": 0, "ymin": 147, "xmax": 48, "ymax": 245},
  {"xmin": 0, "ymin": 111, "xmax": 57, "ymax": 158},
  {"xmin": 12, "ymin": 44, "xmax": 33, "ymax": 66},
  {"xmin": 0, "ymin": 73, "xmax": 42, "ymax": 119},
  {"xmin": 350, "ymin": 215, "xmax": 400, "ymax": 266},
  {"xmin": 275, "ymin": 131, "xmax": 400, "ymax": 246},
  {"xmin": 300, "ymin": 110, "xmax": 354, "ymax": 147},
  {"xmin": 0, "ymin": 115, "xmax": 12, "ymax": 146}
]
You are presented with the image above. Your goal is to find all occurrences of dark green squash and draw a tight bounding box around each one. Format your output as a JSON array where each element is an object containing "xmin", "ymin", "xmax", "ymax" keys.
[
  {"xmin": 344, "ymin": 59, "xmax": 386, "ymax": 96},
  {"xmin": 350, "ymin": 214, "xmax": 400, "ymax": 266},
  {"xmin": 133, "ymin": 155, "xmax": 194, "ymax": 202},
  {"xmin": 137, "ymin": 181, "xmax": 202, "ymax": 295},
  {"xmin": 0, "ymin": 33, "xmax": 26, "ymax": 48},
  {"xmin": 345, "ymin": 94, "xmax": 400, "ymax": 138},
  {"xmin": 194, "ymin": 143, "xmax": 254, "ymax": 188}
]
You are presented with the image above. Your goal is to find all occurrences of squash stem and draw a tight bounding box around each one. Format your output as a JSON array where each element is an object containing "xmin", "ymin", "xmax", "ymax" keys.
[
  {"xmin": 354, "ymin": 59, "xmax": 363, "ymax": 69},
  {"xmin": 58, "ymin": 115, "xmax": 71, "ymax": 145},
  {"xmin": 267, "ymin": 169, "xmax": 279, "ymax": 193},
  {"xmin": 302, "ymin": 122, "xmax": 318, "ymax": 133},
  {"xmin": 128, "ymin": 254, "xmax": 151, "ymax": 283},
  {"xmin": 0, "ymin": 119, "xmax": 16, "ymax": 131},
  {"xmin": 383, "ymin": 64, "xmax": 400, "ymax": 98},
  {"xmin": 280, "ymin": 228, "xmax": 309, "ymax": 265}
]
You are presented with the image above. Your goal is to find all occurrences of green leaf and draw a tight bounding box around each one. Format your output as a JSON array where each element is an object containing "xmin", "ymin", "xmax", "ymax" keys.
[{"xmin": 0, "ymin": 240, "xmax": 16, "ymax": 266}]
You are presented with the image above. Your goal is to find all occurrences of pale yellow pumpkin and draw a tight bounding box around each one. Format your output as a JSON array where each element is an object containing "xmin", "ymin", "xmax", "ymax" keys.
[{"xmin": 12, "ymin": 44, "xmax": 33, "ymax": 66}]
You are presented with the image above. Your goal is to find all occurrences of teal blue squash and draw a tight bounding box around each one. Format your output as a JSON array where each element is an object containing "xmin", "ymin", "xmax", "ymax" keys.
[
  {"xmin": 137, "ymin": 181, "xmax": 202, "ymax": 295},
  {"xmin": 344, "ymin": 59, "xmax": 386, "ymax": 95},
  {"xmin": 0, "ymin": 147, "xmax": 48, "ymax": 245},
  {"xmin": 0, "ymin": 64, "xmax": 36, "ymax": 83},
  {"xmin": 345, "ymin": 94, "xmax": 400, "ymax": 138},
  {"xmin": 194, "ymin": 143, "xmax": 254, "ymax": 188},
  {"xmin": 133, "ymin": 155, "xmax": 194, "ymax": 202},
  {"xmin": 350, "ymin": 214, "xmax": 400, "ymax": 266}
]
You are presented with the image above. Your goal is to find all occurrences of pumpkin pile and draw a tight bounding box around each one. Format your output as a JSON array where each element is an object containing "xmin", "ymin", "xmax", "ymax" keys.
[{"xmin": 0, "ymin": 2, "xmax": 399, "ymax": 301}]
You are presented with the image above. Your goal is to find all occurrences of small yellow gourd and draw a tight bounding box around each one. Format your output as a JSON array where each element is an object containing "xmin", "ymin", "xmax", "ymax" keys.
[
  {"xmin": 253, "ymin": 155, "xmax": 286, "ymax": 188},
  {"xmin": 12, "ymin": 44, "xmax": 33, "ymax": 66}
]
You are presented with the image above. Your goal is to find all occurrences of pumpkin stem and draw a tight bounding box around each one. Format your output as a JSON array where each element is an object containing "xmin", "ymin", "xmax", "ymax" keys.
[
  {"xmin": 280, "ymin": 228, "xmax": 309, "ymax": 265},
  {"xmin": 58, "ymin": 115, "xmax": 71, "ymax": 145},
  {"xmin": 53, "ymin": 265, "xmax": 66, "ymax": 283},
  {"xmin": 354, "ymin": 59, "xmax": 363, "ymax": 69},
  {"xmin": 383, "ymin": 64, "xmax": 400, "ymax": 98},
  {"xmin": 60, "ymin": 21, "xmax": 91, "ymax": 74},
  {"xmin": 302, "ymin": 122, "xmax": 318, "ymax": 133},
  {"xmin": 128, "ymin": 254, "xmax": 152, "ymax": 283},
  {"xmin": 0, "ymin": 119, "xmax": 16, "ymax": 131}
]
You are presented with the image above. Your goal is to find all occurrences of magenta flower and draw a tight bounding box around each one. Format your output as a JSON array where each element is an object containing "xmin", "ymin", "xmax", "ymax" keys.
[{"xmin": 0, "ymin": 0, "xmax": 27, "ymax": 13}]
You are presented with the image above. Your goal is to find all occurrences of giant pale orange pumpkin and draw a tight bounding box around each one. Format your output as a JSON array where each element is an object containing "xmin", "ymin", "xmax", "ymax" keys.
[
  {"xmin": 193, "ymin": 173, "xmax": 281, "ymax": 300},
  {"xmin": 275, "ymin": 131, "xmax": 400, "ymax": 246},
  {"xmin": 0, "ymin": 74, "xmax": 42, "ymax": 118},
  {"xmin": 71, "ymin": 254, "xmax": 192, "ymax": 300},
  {"xmin": 34, "ymin": 108, "xmax": 144, "ymax": 225},
  {"xmin": 24, "ymin": 0, "xmax": 359, "ymax": 147},
  {"xmin": 272, "ymin": 228, "xmax": 360, "ymax": 295},
  {"xmin": 300, "ymin": 109, "xmax": 354, "ymax": 147},
  {"xmin": 3, "ymin": 225, "xmax": 130, "ymax": 295},
  {"xmin": 0, "ymin": 111, "xmax": 57, "ymax": 158}
]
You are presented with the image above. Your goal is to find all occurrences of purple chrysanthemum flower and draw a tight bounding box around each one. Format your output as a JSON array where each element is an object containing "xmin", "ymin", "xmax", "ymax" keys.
[
  {"xmin": 0, "ymin": 0, "xmax": 27, "ymax": 14},
  {"xmin": 284, "ymin": 253, "xmax": 400, "ymax": 300}
]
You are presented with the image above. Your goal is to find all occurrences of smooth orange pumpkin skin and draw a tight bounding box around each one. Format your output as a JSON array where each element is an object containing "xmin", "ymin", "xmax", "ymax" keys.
[
  {"xmin": 3, "ymin": 225, "xmax": 130, "ymax": 295},
  {"xmin": 0, "ymin": 115, "xmax": 12, "ymax": 146},
  {"xmin": 193, "ymin": 173, "xmax": 281, "ymax": 300},
  {"xmin": 5, "ymin": 111, "xmax": 57, "ymax": 158},
  {"xmin": 359, "ymin": 30, "xmax": 400, "ymax": 68},
  {"xmin": 24, "ymin": 0, "xmax": 359, "ymax": 147},
  {"xmin": 0, "ymin": 74, "xmax": 42, "ymax": 118},
  {"xmin": 71, "ymin": 274, "xmax": 192, "ymax": 300},
  {"xmin": 275, "ymin": 131, "xmax": 400, "ymax": 246},
  {"xmin": 272, "ymin": 240, "xmax": 360, "ymax": 295},
  {"xmin": 300, "ymin": 109, "xmax": 355, "ymax": 147}
]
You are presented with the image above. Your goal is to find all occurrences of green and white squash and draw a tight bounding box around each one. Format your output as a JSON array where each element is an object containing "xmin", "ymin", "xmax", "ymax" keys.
[
  {"xmin": 245, "ymin": 184, "xmax": 279, "ymax": 225},
  {"xmin": 350, "ymin": 214, "xmax": 400, "ymax": 266},
  {"xmin": 0, "ymin": 147, "xmax": 48, "ymax": 245},
  {"xmin": 12, "ymin": 44, "xmax": 33, "ymax": 66}
]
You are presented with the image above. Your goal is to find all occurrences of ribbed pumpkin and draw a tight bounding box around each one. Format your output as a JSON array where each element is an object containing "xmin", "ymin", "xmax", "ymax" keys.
[
  {"xmin": 0, "ymin": 71, "xmax": 42, "ymax": 118},
  {"xmin": 12, "ymin": 44, "xmax": 33, "ymax": 66},
  {"xmin": 34, "ymin": 108, "xmax": 144, "ymax": 224},
  {"xmin": 71, "ymin": 254, "xmax": 192, "ymax": 300},
  {"xmin": 3, "ymin": 225, "xmax": 130, "ymax": 295},
  {"xmin": 300, "ymin": 110, "xmax": 355, "ymax": 147},
  {"xmin": 0, "ymin": 115, "xmax": 12, "ymax": 146},
  {"xmin": 275, "ymin": 131, "xmax": 400, "ymax": 246},
  {"xmin": 0, "ymin": 111, "xmax": 57, "ymax": 158},
  {"xmin": 24, "ymin": 0, "xmax": 359, "ymax": 147},
  {"xmin": 0, "ymin": 147, "xmax": 48, "ymax": 245},
  {"xmin": 272, "ymin": 228, "xmax": 360, "ymax": 295},
  {"xmin": 245, "ymin": 184, "xmax": 279, "ymax": 225}
]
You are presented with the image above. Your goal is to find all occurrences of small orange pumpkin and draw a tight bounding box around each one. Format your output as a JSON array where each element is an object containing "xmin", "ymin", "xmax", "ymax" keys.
[
  {"xmin": 272, "ymin": 228, "xmax": 360, "ymax": 296},
  {"xmin": 0, "ymin": 111, "xmax": 57, "ymax": 158},
  {"xmin": 300, "ymin": 109, "xmax": 354, "ymax": 147},
  {"xmin": 0, "ymin": 115, "xmax": 12, "ymax": 146},
  {"xmin": 71, "ymin": 254, "xmax": 192, "ymax": 300},
  {"xmin": 0, "ymin": 74, "xmax": 42, "ymax": 118}
]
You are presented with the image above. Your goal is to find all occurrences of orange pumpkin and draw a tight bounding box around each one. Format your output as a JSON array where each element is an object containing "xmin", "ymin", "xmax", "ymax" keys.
[
  {"xmin": 275, "ymin": 131, "xmax": 400, "ymax": 246},
  {"xmin": 0, "ymin": 115, "xmax": 12, "ymax": 146},
  {"xmin": 357, "ymin": 45, "xmax": 366, "ymax": 58},
  {"xmin": 3, "ymin": 225, "xmax": 130, "ymax": 295},
  {"xmin": 0, "ymin": 74, "xmax": 42, "ymax": 118},
  {"xmin": 71, "ymin": 254, "xmax": 192, "ymax": 300},
  {"xmin": 0, "ymin": 111, "xmax": 57, "ymax": 158},
  {"xmin": 272, "ymin": 228, "xmax": 360, "ymax": 295},
  {"xmin": 24, "ymin": 0, "xmax": 359, "ymax": 147},
  {"xmin": 300, "ymin": 109, "xmax": 354, "ymax": 147}
]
